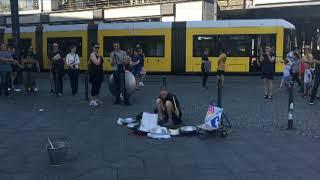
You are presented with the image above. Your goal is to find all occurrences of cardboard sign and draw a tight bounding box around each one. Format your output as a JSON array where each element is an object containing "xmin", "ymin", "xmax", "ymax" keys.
[{"xmin": 204, "ymin": 104, "xmax": 223, "ymax": 129}]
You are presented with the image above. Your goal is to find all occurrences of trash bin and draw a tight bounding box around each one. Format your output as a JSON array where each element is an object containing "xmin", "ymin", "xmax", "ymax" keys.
[{"xmin": 46, "ymin": 141, "xmax": 67, "ymax": 166}]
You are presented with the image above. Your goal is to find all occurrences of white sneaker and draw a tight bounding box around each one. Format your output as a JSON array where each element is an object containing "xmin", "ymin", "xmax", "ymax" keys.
[
  {"xmin": 14, "ymin": 88, "xmax": 21, "ymax": 92},
  {"xmin": 34, "ymin": 88, "xmax": 38, "ymax": 92},
  {"xmin": 120, "ymin": 93, "xmax": 124, "ymax": 101},
  {"xmin": 89, "ymin": 100, "xmax": 99, "ymax": 106},
  {"xmin": 139, "ymin": 82, "xmax": 144, "ymax": 87},
  {"xmin": 8, "ymin": 87, "xmax": 11, "ymax": 91}
]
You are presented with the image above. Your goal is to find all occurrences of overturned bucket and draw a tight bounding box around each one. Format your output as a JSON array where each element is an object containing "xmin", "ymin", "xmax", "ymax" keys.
[{"xmin": 46, "ymin": 141, "xmax": 67, "ymax": 166}]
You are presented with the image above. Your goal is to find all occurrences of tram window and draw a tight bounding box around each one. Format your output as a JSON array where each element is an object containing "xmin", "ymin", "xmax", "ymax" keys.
[
  {"xmin": 8, "ymin": 38, "xmax": 32, "ymax": 55},
  {"xmin": 47, "ymin": 37, "xmax": 82, "ymax": 57},
  {"xmin": 193, "ymin": 35, "xmax": 219, "ymax": 57},
  {"xmin": 284, "ymin": 29, "xmax": 296, "ymax": 56},
  {"xmin": 104, "ymin": 36, "xmax": 165, "ymax": 57},
  {"xmin": 220, "ymin": 35, "xmax": 252, "ymax": 57}
]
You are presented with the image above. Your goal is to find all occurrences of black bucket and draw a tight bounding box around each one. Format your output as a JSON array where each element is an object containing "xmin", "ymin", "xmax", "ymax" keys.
[{"xmin": 46, "ymin": 142, "xmax": 67, "ymax": 166}]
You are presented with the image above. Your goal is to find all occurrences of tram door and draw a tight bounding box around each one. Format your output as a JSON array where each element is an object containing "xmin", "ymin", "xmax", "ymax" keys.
[{"xmin": 249, "ymin": 34, "xmax": 276, "ymax": 72}]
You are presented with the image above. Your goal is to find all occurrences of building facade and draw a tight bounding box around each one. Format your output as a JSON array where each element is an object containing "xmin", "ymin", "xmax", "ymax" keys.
[
  {"xmin": 221, "ymin": 0, "xmax": 320, "ymax": 51},
  {"xmin": 0, "ymin": 0, "xmax": 218, "ymax": 26}
]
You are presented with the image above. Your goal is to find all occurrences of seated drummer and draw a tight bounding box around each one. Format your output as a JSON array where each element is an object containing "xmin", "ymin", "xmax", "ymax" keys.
[{"xmin": 154, "ymin": 87, "xmax": 182, "ymax": 128}]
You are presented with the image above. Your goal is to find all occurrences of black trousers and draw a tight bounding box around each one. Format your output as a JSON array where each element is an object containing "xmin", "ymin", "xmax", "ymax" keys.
[
  {"xmin": 292, "ymin": 72, "xmax": 302, "ymax": 87},
  {"xmin": 90, "ymin": 72, "xmax": 103, "ymax": 97},
  {"xmin": 113, "ymin": 65, "xmax": 128, "ymax": 102},
  {"xmin": 0, "ymin": 72, "xmax": 10, "ymax": 96},
  {"xmin": 51, "ymin": 67, "xmax": 64, "ymax": 94},
  {"xmin": 310, "ymin": 74, "xmax": 320, "ymax": 101},
  {"xmin": 202, "ymin": 71, "xmax": 208, "ymax": 87},
  {"xmin": 68, "ymin": 69, "xmax": 79, "ymax": 95}
]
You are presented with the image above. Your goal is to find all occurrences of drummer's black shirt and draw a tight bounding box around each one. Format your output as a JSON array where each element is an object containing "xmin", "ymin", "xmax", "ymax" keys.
[{"xmin": 159, "ymin": 93, "xmax": 182, "ymax": 118}]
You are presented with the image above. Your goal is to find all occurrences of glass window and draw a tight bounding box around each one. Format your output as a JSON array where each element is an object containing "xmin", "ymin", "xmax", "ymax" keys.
[
  {"xmin": 284, "ymin": 29, "xmax": 296, "ymax": 56},
  {"xmin": 193, "ymin": 35, "xmax": 219, "ymax": 57},
  {"xmin": 103, "ymin": 36, "xmax": 165, "ymax": 57},
  {"xmin": 47, "ymin": 37, "xmax": 82, "ymax": 57},
  {"xmin": 8, "ymin": 38, "xmax": 32, "ymax": 55},
  {"xmin": 220, "ymin": 35, "xmax": 252, "ymax": 57}
]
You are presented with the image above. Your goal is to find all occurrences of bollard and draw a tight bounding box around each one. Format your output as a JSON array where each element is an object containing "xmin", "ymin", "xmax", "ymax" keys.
[
  {"xmin": 287, "ymin": 82, "xmax": 294, "ymax": 129},
  {"xmin": 217, "ymin": 78, "xmax": 222, "ymax": 108},
  {"xmin": 162, "ymin": 76, "xmax": 167, "ymax": 89},
  {"xmin": 84, "ymin": 73, "xmax": 89, "ymax": 101}
]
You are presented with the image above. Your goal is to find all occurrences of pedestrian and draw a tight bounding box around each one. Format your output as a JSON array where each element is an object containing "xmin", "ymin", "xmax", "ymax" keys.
[
  {"xmin": 22, "ymin": 46, "xmax": 40, "ymax": 93},
  {"xmin": 131, "ymin": 49, "xmax": 143, "ymax": 90},
  {"xmin": 137, "ymin": 48, "xmax": 146, "ymax": 87},
  {"xmin": 88, "ymin": 43, "xmax": 104, "ymax": 106},
  {"xmin": 0, "ymin": 43, "xmax": 16, "ymax": 96},
  {"xmin": 9, "ymin": 46, "xmax": 21, "ymax": 92},
  {"xmin": 217, "ymin": 49, "xmax": 227, "ymax": 85},
  {"xmin": 288, "ymin": 51, "xmax": 303, "ymax": 92},
  {"xmin": 154, "ymin": 86, "xmax": 182, "ymax": 128},
  {"xmin": 48, "ymin": 42, "xmax": 65, "ymax": 96},
  {"xmin": 309, "ymin": 49, "xmax": 320, "ymax": 105},
  {"xmin": 259, "ymin": 45, "xmax": 275, "ymax": 99},
  {"xmin": 201, "ymin": 48, "xmax": 211, "ymax": 89},
  {"xmin": 110, "ymin": 41, "xmax": 131, "ymax": 105},
  {"xmin": 303, "ymin": 62, "xmax": 313, "ymax": 97},
  {"xmin": 280, "ymin": 59, "xmax": 292, "ymax": 89},
  {"xmin": 125, "ymin": 48, "xmax": 133, "ymax": 72},
  {"xmin": 66, "ymin": 45, "xmax": 80, "ymax": 96}
]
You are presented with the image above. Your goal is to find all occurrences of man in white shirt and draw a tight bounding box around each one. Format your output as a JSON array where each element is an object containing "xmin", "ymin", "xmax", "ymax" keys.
[{"xmin": 110, "ymin": 42, "xmax": 131, "ymax": 105}]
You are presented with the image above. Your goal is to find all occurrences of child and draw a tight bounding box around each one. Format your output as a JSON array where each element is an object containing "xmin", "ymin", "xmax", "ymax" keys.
[
  {"xmin": 303, "ymin": 62, "xmax": 313, "ymax": 97},
  {"xmin": 131, "ymin": 49, "xmax": 143, "ymax": 90},
  {"xmin": 280, "ymin": 59, "xmax": 292, "ymax": 88}
]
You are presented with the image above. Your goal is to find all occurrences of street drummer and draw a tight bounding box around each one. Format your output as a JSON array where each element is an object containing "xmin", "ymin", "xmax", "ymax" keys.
[{"xmin": 154, "ymin": 87, "xmax": 182, "ymax": 128}]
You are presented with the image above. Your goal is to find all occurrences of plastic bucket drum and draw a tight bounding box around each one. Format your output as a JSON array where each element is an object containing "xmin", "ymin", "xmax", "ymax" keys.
[{"xmin": 46, "ymin": 142, "xmax": 67, "ymax": 166}]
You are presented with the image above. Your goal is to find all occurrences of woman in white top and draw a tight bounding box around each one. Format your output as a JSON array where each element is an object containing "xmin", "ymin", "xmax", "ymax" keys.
[{"xmin": 66, "ymin": 45, "xmax": 80, "ymax": 96}]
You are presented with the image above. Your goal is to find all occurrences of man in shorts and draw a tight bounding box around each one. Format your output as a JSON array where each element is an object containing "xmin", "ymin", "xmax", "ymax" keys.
[
  {"xmin": 217, "ymin": 49, "xmax": 227, "ymax": 84},
  {"xmin": 154, "ymin": 87, "xmax": 182, "ymax": 128}
]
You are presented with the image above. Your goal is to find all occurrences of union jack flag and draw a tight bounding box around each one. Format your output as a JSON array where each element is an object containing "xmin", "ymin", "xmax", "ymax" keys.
[{"xmin": 207, "ymin": 104, "xmax": 215, "ymax": 115}]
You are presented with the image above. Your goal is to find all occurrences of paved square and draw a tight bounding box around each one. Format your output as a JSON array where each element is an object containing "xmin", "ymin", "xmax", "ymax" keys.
[{"xmin": 0, "ymin": 74, "xmax": 319, "ymax": 180}]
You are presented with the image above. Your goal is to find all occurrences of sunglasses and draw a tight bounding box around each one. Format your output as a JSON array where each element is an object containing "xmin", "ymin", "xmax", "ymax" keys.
[{"xmin": 94, "ymin": 46, "xmax": 100, "ymax": 49}]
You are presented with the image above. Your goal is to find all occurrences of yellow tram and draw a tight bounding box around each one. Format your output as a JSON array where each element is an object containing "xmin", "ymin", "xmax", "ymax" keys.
[
  {"xmin": 42, "ymin": 24, "xmax": 88, "ymax": 70},
  {"xmin": 0, "ymin": 19, "xmax": 295, "ymax": 74},
  {"xmin": 186, "ymin": 19, "xmax": 295, "ymax": 73},
  {"xmin": 4, "ymin": 26, "xmax": 37, "ymax": 54},
  {"xmin": 98, "ymin": 22, "xmax": 172, "ymax": 72}
]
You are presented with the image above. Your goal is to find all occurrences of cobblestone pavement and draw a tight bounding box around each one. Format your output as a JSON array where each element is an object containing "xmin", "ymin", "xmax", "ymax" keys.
[{"xmin": 0, "ymin": 73, "xmax": 319, "ymax": 180}]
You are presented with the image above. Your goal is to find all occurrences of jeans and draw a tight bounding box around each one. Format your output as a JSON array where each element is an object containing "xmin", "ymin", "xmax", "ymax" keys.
[
  {"xmin": 0, "ymin": 72, "xmax": 10, "ymax": 96},
  {"xmin": 113, "ymin": 65, "xmax": 128, "ymax": 102},
  {"xmin": 202, "ymin": 71, "xmax": 208, "ymax": 87},
  {"xmin": 68, "ymin": 69, "xmax": 79, "ymax": 95},
  {"xmin": 51, "ymin": 67, "xmax": 64, "ymax": 94},
  {"xmin": 310, "ymin": 74, "xmax": 320, "ymax": 101}
]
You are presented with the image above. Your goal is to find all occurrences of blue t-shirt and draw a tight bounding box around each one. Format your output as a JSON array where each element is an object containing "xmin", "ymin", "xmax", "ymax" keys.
[
  {"xmin": 132, "ymin": 55, "xmax": 142, "ymax": 75},
  {"xmin": 0, "ymin": 51, "xmax": 13, "ymax": 72}
]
